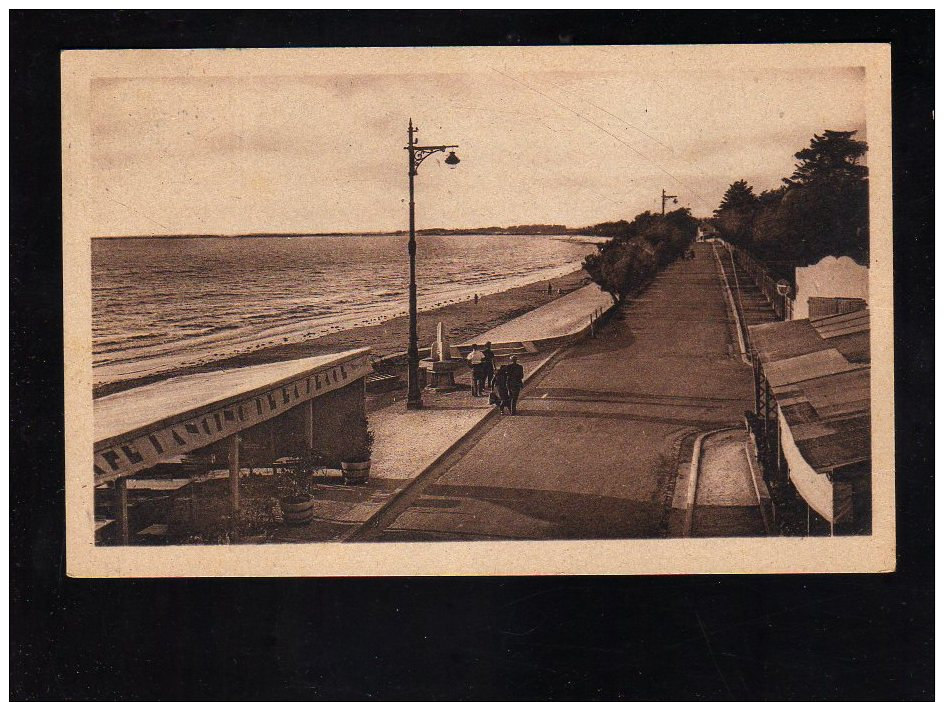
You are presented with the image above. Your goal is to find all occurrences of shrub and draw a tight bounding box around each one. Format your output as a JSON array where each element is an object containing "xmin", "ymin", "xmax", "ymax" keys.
[
  {"xmin": 582, "ymin": 208, "xmax": 697, "ymax": 302},
  {"xmin": 278, "ymin": 449, "xmax": 325, "ymax": 498},
  {"xmin": 340, "ymin": 415, "xmax": 374, "ymax": 463}
]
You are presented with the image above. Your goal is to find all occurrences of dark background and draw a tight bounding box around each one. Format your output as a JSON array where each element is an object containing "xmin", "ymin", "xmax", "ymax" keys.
[{"xmin": 10, "ymin": 11, "xmax": 933, "ymax": 701}]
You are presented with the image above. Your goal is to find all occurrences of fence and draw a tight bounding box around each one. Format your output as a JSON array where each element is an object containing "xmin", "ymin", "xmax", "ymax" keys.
[{"xmin": 719, "ymin": 241, "xmax": 794, "ymax": 321}]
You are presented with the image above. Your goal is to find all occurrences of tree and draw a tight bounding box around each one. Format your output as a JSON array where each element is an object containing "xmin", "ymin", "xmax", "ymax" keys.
[
  {"xmin": 713, "ymin": 180, "xmax": 758, "ymax": 247},
  {"xmin": 585, "ymin": 238, "xmax": 656, "ymax": 303},
  {"xmin": 582, "ymin": 207, "xmax": 698, "ymax": 302},
  {"xmin": 716, "ymin": 130, "xmax": 870, "ymax": 268},
  {"xmin": 715, "ymin": 179, "xmax": 758, "ymax": 212},
  {"xmin": 784, "ymin": 130, "xmax": 868, "ymax": 187}
]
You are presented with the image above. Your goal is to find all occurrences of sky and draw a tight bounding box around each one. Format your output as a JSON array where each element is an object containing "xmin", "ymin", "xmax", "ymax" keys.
[{"xmin": 85, "ymin": 48, "xmax": 867, "ymax": 236}]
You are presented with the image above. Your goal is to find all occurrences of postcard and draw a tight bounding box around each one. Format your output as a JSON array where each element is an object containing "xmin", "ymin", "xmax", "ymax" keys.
[{"xmin": 63, "ymin": 44, "xmax": 894, "ymax": 576}]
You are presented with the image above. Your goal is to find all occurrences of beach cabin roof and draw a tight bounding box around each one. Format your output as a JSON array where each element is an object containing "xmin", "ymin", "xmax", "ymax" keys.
[
  {"xmin": 93, "ymin": 348, "xmax": 371, "ymax": 485},
  {"xmin": 749, "ymin": 310, "xmax": 870, "ymax": 475}
]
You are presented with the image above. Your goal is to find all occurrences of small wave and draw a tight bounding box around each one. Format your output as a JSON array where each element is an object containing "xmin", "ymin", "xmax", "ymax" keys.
[
  {"xmin": 99, "ymin": 331, "xmax": 165, "ymax": 344},
  {"xmin": 174, "ymin": 322, "xmax": 217, "ymax": 330},
  {"xmin": 92, "ymin": 235, "xmax": 588, "ymax": 383}
]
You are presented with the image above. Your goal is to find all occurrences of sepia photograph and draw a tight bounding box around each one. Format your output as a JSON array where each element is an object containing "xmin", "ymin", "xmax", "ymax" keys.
[
  {"xmin": 13, "ymin": 11, "xmax": 933, "ymax": 700},
  {"xmin": 62, "ymin": 43, "xmax": 894, "ymax": 576}
]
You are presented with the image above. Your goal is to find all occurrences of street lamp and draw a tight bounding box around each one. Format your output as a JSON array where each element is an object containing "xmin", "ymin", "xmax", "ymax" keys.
[
  {"xmin": 404, "ymin": 119, "xmax": 459, "ymax": 410},
  {"xmin": 661, "ymin": 188, "xmax": 678, "ymax": 216}
]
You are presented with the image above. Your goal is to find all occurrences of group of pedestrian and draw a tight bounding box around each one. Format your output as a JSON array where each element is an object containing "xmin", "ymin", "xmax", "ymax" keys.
[{"xmin": 466, "ymin": 342, "xmax": 524, "ymax": 415}]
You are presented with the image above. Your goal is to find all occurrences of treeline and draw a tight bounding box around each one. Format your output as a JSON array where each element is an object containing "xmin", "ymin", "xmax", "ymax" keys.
[
  {"xmin": 582, "ymin": 209, "xmax": 699, "ymax": 303},
  {"xmin": 410, "ymin": 224, "xmax": 569, "ymax": 236},
  {"xmin": 711, "ymin": 130, "xmax": 869, "ymax": 280}
]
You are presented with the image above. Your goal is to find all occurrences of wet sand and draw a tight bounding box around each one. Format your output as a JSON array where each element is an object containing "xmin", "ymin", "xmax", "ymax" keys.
[{"xmin": 95, "ymin": 269, "xmax": 589, "ymax": 398}]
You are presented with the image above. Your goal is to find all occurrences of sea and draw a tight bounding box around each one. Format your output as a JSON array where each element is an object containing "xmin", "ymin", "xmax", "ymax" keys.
[{"xmin": 92, "ymin": 234, "xmax": 601, "ymax": 388}]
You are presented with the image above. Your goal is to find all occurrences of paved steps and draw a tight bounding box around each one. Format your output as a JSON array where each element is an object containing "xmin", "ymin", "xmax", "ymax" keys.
[{"xmin": 714, "ymin": 245, "xmax": 779, "ymax": 347}]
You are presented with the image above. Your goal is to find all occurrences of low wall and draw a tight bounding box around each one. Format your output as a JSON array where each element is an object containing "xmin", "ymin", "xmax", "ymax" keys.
[
  {"xmin": 310, "ymin": 379, "xmax": 367, "ymax": 468},
  {"xmin": 794, "ymin": 256, "xmax": 868, "ymax": 319},
  {"xmin": 94, "ymin": 349, "xmax": 372, "ymax": 486}
]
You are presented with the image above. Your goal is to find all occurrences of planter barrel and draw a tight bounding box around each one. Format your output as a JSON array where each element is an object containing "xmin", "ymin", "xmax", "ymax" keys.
[
  {"xmin": 280, "ymin": 496, "xmax": 314, "ymax": 525},
  {"xmin": 341, "ymin": 460, "xmax": 371, "ymax": 485}
]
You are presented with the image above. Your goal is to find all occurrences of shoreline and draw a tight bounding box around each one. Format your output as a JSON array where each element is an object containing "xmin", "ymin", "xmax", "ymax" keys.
[
  {"xmin": 94, "ymin": 268, "xmax": 591, "ymax": 399},
  {"xmin": 91, "ymin": 232, "xmax": 608, "ymax": 241}
]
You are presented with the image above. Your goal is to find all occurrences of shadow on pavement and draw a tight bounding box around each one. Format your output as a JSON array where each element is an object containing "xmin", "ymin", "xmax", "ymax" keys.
[{"xmin": 376, "ymin": 481, "xmax": 668, "ymax": 541}]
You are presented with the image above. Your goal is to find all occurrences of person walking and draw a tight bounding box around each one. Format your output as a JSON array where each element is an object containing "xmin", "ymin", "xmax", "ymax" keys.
[
  {"xmin": 482, "ymin": 341, "xmax": 495, "ymax": 389},
  {"xmin": 466, "ymin": 344, "xmax": 486, "ymax": 397},
  {"xmin": 490, "ymin": 363, "xmax": 510, "ymax": 414},
  {"xmin": 506, "ymin": 354, "xmax": 524, "ymax": 415}
]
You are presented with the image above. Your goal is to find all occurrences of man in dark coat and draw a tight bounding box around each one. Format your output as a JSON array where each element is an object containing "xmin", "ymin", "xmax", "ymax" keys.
[{"xmin": 505, "ymin": 355, "xmax": 524, "ymax": 415}]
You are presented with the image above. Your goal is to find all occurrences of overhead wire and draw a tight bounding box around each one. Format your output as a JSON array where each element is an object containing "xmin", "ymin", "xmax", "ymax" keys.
[
  {"xmin": 489, "ymin": 67, "xmax": 716, "ymax": 211},
  {"xmin": 539, "ymin": 75, "xmax": 718, "ymax": 187}
]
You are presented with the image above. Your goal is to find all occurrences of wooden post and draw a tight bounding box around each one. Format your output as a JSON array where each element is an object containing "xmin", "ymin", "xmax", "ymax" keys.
[
  {"xmin": 228, "ymin": 433, "xmax": 240, "ymax": 513},
  {"xmin": 305, "ymin": 399, "xmax": 314, "ymax": 450},
  {"xmin": 115, "ymin": 476, "xmax": 129, "ymax": 545},
  {"xmin": 762, "ymin": 379, "xmax": 772, "ymax": 465}
]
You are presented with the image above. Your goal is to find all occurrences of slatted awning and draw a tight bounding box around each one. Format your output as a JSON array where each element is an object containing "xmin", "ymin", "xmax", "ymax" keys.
[
  {"xmin": 93, "ymin": 348, "xmax": 372, "ymax": 486},
  {"xmin": 749, "ymin": 310, "xmax": 871, "ymax": 476}
]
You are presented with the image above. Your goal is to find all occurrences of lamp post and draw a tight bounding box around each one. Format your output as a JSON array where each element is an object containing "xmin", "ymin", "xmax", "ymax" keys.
[
  {"xmin": 661, "ymin": 188, "xmax": 678, "ymax": 216},
  {"xmin": 405, "ymin": 119, "xmax": 460, "ymax": 409}
]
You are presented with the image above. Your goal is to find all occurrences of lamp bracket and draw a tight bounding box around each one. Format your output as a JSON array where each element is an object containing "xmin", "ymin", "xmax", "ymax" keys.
[{"xmin": 408, "ymin": 143, "xmax": 459, "ymax": 174}]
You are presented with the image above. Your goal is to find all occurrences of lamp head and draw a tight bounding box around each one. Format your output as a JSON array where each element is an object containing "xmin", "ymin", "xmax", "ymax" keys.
[{"xmin": 444, "ymin": 151, "xmax": 460, "ymax": 168}]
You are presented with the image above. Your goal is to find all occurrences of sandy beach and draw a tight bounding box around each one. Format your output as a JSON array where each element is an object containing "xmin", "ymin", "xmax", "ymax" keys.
[{"xmin": 94, "ymin": 268, "xmax": 590, "ymax": 398}]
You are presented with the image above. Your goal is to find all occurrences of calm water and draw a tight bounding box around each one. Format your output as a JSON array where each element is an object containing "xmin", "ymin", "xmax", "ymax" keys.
[{"xmin": 92, "ymin": 235, "xmax": 597, "ymax": 387}]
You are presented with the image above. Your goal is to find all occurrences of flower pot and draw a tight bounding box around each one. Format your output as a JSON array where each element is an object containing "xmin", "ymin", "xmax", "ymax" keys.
[
  {"xmin": 341, "ymin": 460, "xmax": 371, "ymax": 485},
  {"xmin": 280, "ymin": 494, "xmax": 314, "ymax": 525}
]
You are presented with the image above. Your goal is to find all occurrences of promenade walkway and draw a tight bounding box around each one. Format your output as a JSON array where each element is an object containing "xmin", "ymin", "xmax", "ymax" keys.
[
  {"xmin": 351, "ymin": 243, "xmax": 760, "ymax": 541},
  {"xmin": 272, "ymin": 281, "xmax": 613, "ymax": 542}
]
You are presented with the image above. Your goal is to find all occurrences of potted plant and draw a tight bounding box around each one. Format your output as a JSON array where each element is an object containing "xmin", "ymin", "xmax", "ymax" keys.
[
  {"xmin": 341, "ymin": 417, "xmax": 374, "ymax": 485},
  {"xmin": 276, "ymin": 450, "xmax": 323, "ymax": 526}
]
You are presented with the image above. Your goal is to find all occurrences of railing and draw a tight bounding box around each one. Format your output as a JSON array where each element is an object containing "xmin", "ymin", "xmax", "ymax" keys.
[{"xmin": 719, "ymin": 241, "xmax": 794, "ymax": 321}]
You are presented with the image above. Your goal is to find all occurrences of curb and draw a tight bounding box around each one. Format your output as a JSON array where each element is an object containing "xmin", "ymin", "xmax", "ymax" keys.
[
  {"xmin": 743, "ymin": 436, "xmax": 776, "ymax": 536},
  {"xmin": 682, "ymin": 426, "xmax": 741, "ymax": 538},
  {"xmin": 711, "ymin": 244, "xmax": 751, "ymax": 366}
]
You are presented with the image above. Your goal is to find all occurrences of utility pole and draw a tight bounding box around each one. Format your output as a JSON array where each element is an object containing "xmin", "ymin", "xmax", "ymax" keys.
[
  {"xmin": 405, "ymin": 119, "xmax": 460, "ymax": 410},
  {"xmin": 661, "ymin": 188, "xmax": 678, "ymax": 216},
  {"xmin": 407, "ymin": 120, "xmax": 419, "ymax": 409}
]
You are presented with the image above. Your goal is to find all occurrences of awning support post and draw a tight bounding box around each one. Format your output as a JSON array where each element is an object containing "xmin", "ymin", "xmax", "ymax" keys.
[
  {"xmin": 115, "ymin": 476, "xmax": 129, "ymax": 545},
  {"xmin": 228, "ymin": 433, "xmax": 240, "ymax": 513},
  {"xmin": 305, "ymin": 399, "xmax": 314, "ymax": 450}
]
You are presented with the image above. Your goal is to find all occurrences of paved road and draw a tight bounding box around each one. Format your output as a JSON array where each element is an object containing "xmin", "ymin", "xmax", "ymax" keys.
[{"xmin": 360, "ymin": 243, "xmax": 756, "ymax": 541}]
